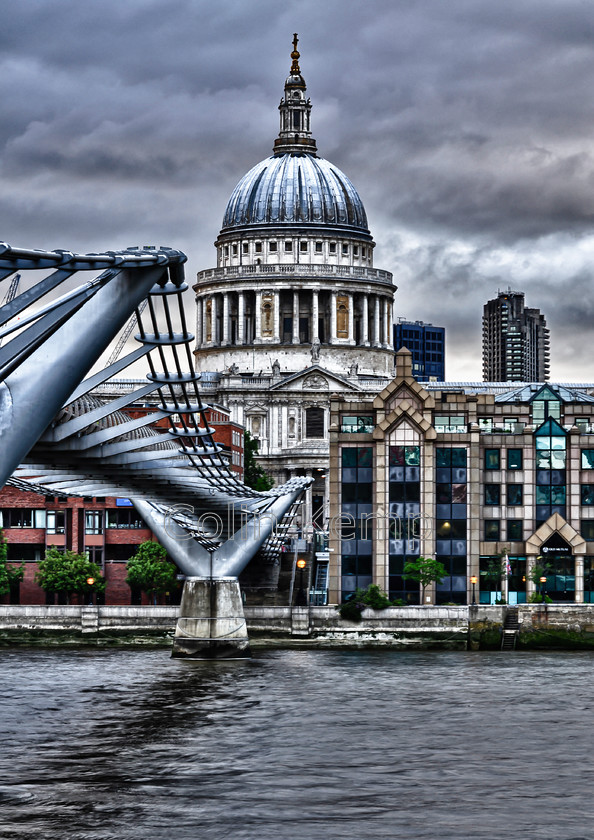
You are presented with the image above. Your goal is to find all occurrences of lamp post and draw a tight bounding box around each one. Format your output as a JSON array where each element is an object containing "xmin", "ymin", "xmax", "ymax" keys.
[
  {"xmin": 296, "ymin": 558, "xmax": 307, "ymax": 606},
  {"xmin": 540, "ymin": 575, "xmax": 547, "ymax": 602},
  {"xmin": 470, "ymin": 576, "xmax": 477, "ymax": 606},
  {"xmin": 86, "ymin": 576, "xmax": 95, "ymax": 606}
]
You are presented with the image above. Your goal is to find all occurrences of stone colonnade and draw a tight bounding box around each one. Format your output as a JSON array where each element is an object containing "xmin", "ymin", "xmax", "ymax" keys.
[{"xmin": 196, "ymin": 288, "xmax": 393, "ymax": 349}]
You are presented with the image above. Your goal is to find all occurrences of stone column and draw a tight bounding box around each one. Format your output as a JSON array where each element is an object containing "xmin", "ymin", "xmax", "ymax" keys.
[
  {"xmin": 213, "ymin": 296, "xmax": 219, "ymax": 345},
  {"xmin": 330, "ymin": 291, "xmax": 338, "ymax": 344},
  {"xmin": 222, "ymin": 293, "xmax": 230, "ymax": 346},
  {"xmin": 373, "ymin": 296, "xmax": 380, "ymax": 347},
  {"xmin": 196, "ymin": 297, "xmax": 203, "ymax": 347},
  {"xmin": 202, "ymin": 297, "xmax": 213, "ymax": 344},
  {"xmin": 237, "ymin": 292, "xmax": 245, "ymax": 346},
  {"xmin": 292, "ymin": 291, "xmax": 300, "ymax": 343},
  {"xmin": 387, "ymin": 300, "xmax": 394, "ymax": 350},
  {"xmin": 255, "ymin": 291, "xmax": 262, "ymax": 344},
  {"xmin": 312, "ymin": 290, "xmax": 319, "ymax": 342},
  {"xmin": 382, "ymin": 297, "xmax": 389, "ymax": 348},
  {"xmin": 274, "ymin": 291, "xmax": 281, "ymax": 343},
  {"xmin": 362, "ymin": 294, "xmax": 369, "ymax": 346},
  {"xmin": 575, "ymin": 556, "xmax": 584, "ymax": 604},
  {"xmin": 348, "ymin": 293, "xmax": 355, "ymax": 346}
]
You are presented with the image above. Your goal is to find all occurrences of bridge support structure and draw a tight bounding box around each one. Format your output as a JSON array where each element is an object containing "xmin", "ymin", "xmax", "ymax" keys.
[{"xmin": 172, "ymin": 577, "xmax": 250, "ymax": 659}]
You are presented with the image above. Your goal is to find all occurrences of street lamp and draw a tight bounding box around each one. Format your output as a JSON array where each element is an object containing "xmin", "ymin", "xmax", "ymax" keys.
[
  {"xmin": 296, "ymin": 558, "xmax": 307, "ymax": 606},
  {"xmin": 470, "ymin": 576, "xmax": 477, "ymax": 606},
  {"xmin": 540, "ymin": 575, "xmax": 547, "ymax": 603},
  {"xmin": 86, "ymin": 576, "xmax": 95, "ymax": 606}
]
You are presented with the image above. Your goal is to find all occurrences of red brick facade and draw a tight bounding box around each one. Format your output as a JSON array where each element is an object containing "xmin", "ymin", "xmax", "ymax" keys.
[{"xmin": 0, "ymin": 485, "xmax": 177, "ymax": 606}]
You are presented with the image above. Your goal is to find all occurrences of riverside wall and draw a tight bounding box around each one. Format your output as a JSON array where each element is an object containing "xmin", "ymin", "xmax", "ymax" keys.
[{"xmin": 2, "ymin": 604, "xmax": 594, "ymax": 649}]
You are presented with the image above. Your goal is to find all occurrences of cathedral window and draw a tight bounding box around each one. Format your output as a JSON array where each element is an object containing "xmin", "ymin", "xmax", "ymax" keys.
[
  {"xmin": 315, "ymin": 242, "xmax": 323, "ymax": 253},
  {"xmin": 329, "ymin": 243, "xmax": 337, "ymax": 254},
  {"xmin": 300, "ymin": 241, "xmax": 308, "ymax": 252},
  {"xmin": 285, "ymin": 241, "xmax": 293, "ymax": 252},
  {"xmin": 255, "ymin": 242, "xmax": 262, "ymax": 253},
  {"xmin": 269, "ymin": 241, "xmax": 277, "ymax": 253},
  {"xmin": 242, "ymin": 242, "xmax": 249, "ymax": 254},
  {"xmin": 306, "ymin": 407, "xmax": 325, "ymax": 438},
  {"xmin": 224, "ymin": 246, "xmax": 229, "ymax": 256},
  {"xmin": 232, "ymin": 244, "xmax": 238, "ymax": 255},
  {"xmin": 353, "ymin": 246, "xmax": 359, "ymax": 256},
  {"xmin": 342, "ymin": 244, "xmax": 349, "ymax": 255}
]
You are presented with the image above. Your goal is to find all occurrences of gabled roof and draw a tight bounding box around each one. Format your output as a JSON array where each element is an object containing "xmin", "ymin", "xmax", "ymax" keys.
[{"xmin": 268, "ymin": 365, "xmax": 361, "ymax": 392}]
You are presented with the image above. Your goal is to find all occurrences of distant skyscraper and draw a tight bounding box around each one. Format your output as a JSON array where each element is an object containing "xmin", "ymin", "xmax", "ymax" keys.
[
  {"xmin": 482, "ymin": 289, "xmax": 550, "ymax": 382},
  {"xmin": 394, "ymin": 320, "xmax": 445, "ymax": 381}
]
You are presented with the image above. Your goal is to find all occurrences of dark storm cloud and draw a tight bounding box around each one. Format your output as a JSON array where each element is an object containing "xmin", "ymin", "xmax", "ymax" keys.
[{"xmin": 2, "ymin": 0, "xmax": 594, "ymax": 379}]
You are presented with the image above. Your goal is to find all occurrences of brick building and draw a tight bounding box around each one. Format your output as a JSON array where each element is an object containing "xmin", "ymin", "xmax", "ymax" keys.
[{"xmin": 0, "ymin": 483, "xmax": 165, "ymax": 605}]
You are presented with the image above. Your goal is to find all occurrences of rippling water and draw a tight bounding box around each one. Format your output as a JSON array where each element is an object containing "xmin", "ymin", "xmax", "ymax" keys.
[{"xmin": 1, "ymin": 647, "xmax": 593, "ymax": 839}]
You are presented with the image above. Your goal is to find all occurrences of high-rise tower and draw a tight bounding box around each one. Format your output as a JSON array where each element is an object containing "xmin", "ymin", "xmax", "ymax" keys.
[{"xmin": 482, "ymin": 289, "xmax": 550, "ymax": 382}]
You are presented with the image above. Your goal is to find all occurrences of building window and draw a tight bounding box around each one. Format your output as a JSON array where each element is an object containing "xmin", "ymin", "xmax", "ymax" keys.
[
  {"xmin": 485, "ymin": 449, "xmax": 500, "ymax": 470},
  {"xmin": 232, "ymin": 244, "xmax": 238, "ymax": 255},
  {"xmin": 485, "ymin": 520, "xmax": 500, "ymax": 541},
  {"xmin": 0, "ymin": 509, "xmax": 46, "ymax": 528},
  {"xmin": 223, "ymin": 246, "xmax": 229, "ymax": 256},
  {"xmin": 507, "ymin": 520, "xmax": 523, "ymax": 541},
  {"xmin": 85, "ymin": 511, "xmax": 103, "ymax": 535},
  {"xmin": 305, "ymin": 407, "xmax": 325, "ymax": 438},
  {"xmin": 353, "ymin": 246, "xmax": 359, "ymax": 256},
  {"xmin": 255, "ymin": 242, "xmax": 262, "ymax": 253},
  {"xmin": 341, "ymin": 447, "xmax": 373, "ymax": 601},
  {"xmin": 582, "ymin": 521, "xmax": 594, "ymax": 541},
  {"xmin": 106, "ymin": 510, "xmax": 147, "ymax": 529},
  {"xmin": 582, "ymin": 450, "xmax": 594, "ymax": 469},
  {"xmin": 315, "ymin": 242, "xmax": 323, "ymax": 253},
  {"xmin": 507, "ymin": 484, "xmax": 523, "ymax": 506},
  {"xmin": 342, "ymin": 244, "xmax": 349, "ymax": 255},
  {"xmin": 507, "ymin": 449, "xmax": 523, "ymax": 470},
  {"xmin": 300, "ymin": 241, "xmax": 308, "ymax": 252},
  {"xmin": 535, "ymin": 418, "xmax": 567, "ymax": 526},
  {"xmin": 484, "ymin": 485, "xmax": 501, "ymax": 506},
  {"xmin": 329, "ymin": 242, "xmax": 337, "ymax": 254},
  {"xmin": 434, "ymin": 448, "xmax": 467, "ymax": 605},
  {"xmin": 434, "ymin": 415, "xmax": 465, "ymax": 433},
  {"xmin": 284, "ymin": 240, "xmax": 293, "ymax": 252},
  {"xmin": 269, "ymin": 241, "xmax": 277, "ymax": 253},
  {"xmin": 340, "ymin": 415, "xmax": 374, "ymax": 434},
  {"xmin": 581, "ymin": 486, "xmax": 594, "ymax": 505},
  {"xmin": 242, "ymin": 242, "xmax": 249, "ymax": 254},
  {"xmin": 46, "ymin": 510, "xmax": 66, "ymax": 534}
]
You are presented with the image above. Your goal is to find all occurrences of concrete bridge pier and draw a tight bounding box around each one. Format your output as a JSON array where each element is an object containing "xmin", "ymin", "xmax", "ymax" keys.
[{"xmin": 171, "ymin": 577, "xmax": 251, "ymax": 659}]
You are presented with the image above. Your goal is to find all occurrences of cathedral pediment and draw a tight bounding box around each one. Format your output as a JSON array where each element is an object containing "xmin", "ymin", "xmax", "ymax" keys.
[{"xmin": 269, "ymin": 365, "xmax": 361, "ymax": 392}]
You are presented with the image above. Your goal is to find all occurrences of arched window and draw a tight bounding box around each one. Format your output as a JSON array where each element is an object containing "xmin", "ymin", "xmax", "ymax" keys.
[{"xmin": 305, "ymin": 407, "xmax": 324, "ymax": 438}]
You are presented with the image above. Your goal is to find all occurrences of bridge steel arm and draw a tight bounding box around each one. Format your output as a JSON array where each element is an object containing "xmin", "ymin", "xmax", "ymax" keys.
[{"xmin": 0, "ymin": 264, "xmax": 166, "ymax": 487}]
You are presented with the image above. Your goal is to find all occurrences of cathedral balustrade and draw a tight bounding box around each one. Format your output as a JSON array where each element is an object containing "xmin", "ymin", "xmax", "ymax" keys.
[{"xmin": 196, "ymin": 263, "xmax": 394, "ymax": 287}]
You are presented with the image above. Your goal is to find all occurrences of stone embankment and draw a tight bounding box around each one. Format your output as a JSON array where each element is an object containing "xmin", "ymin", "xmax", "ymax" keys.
[{"xmin": 2, "ymin": 604, "xmax": 594, "ymax": 649}]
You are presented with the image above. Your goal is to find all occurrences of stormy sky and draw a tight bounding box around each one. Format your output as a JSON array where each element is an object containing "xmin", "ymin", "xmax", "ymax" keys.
[{"xmin": 2, "ymin": 0, "xmax": 594, "ymax": 381}]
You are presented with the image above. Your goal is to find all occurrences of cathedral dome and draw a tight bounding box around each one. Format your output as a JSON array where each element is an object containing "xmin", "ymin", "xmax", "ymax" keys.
[{"xmin": 221, "ymin": 153, "xmax": 370, "ymax": 234}]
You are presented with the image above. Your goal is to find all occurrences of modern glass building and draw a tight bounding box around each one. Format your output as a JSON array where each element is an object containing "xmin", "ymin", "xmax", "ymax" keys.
[
  {"xmin": 328, "ymin": 348, "xmax": 594, "ymax": 606},
  {"xmin": 394, "ymin": 320, "xmax": 445, "ymax": 382}
]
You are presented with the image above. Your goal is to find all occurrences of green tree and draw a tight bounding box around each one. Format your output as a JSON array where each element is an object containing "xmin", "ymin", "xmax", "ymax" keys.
[
  {"xmin": 403, "ymin": 556, "xmax": 447, "ymax": 601},
  {"xmin": 244, "ymin": 431, "xmax": 274, "ymax": 491},
  {"xmin": 35, "ymin": 547, "xmax": 105, "ymax": 604},
  {"xmin": 0, "ymin": 529, "xmax": 8, "ymax": 597},
  {"xmin": 125, "ymin": 541, "xmax": 178, "ymax": 604}
]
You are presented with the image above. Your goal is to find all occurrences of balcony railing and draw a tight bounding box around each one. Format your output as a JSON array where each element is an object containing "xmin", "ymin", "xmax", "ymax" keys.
[{"xmin": 196, "ymin": 262, "xmax": 394, "ymax": 287}]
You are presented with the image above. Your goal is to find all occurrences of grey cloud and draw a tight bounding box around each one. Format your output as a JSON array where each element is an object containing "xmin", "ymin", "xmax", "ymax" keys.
[{"xmin": 3, "ymin": 0, "xmax": 594, "ymax": 381}]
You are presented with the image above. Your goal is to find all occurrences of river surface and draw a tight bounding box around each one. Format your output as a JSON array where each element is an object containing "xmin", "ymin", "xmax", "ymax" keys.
[{"xmin": 1, "ymin": 647, "xmax": 593, "ymax": 840}]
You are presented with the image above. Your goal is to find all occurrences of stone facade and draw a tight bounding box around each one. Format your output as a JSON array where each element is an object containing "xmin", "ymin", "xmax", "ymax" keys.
[{"xmin": 328, "ymin": 347, "xmax": 594, "ymax": 607}]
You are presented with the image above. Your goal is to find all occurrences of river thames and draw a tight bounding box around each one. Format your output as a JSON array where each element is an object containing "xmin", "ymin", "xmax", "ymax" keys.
[{"xmin": 1, "ymin": 647, "xmax": 592, "ymax": 839}]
